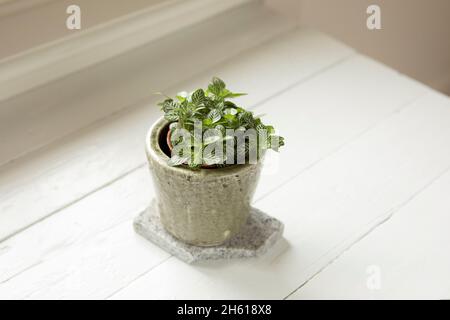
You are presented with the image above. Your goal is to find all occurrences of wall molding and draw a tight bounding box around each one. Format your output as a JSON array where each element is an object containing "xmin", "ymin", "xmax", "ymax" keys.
[{"xmin": 0, "ymin": 0, "xmax": 253, "ymax": 102}]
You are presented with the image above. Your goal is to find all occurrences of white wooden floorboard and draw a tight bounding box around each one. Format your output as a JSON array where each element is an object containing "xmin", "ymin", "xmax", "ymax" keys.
[
  {"xmin": 0, "ymin": 29, "xmax": 354, "ymax": 242},
  {"xmin": 0, "ymin": 57, "xmax": 437, "ymax": 299},
  {"xmin": 253, "ymin": 55, "xmax": 428, "ymax": 198},
  {"xmin": 290, "ymin": 167, "xmax": 450, "ymax": 299},
  {"xmin": 0, "ymin": 166, "xmax": 171, "ymax": 299},
  {"xmin": 108, "ymin": 91, "xmax": 450, "ymax": 299}
]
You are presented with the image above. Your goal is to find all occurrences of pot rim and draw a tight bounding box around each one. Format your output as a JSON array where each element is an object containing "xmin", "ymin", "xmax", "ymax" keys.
[{"xmin": 145, "ymin": 117, "xmax": 261, "ymax": 177}]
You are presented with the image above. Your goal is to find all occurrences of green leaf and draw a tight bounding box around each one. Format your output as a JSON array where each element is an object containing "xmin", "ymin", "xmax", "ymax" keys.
[
  {"xmin": 212, "ymin": 77, "xmax": 226, "ymax": 91},
  {"xmin": 164, "ymin": 110, "xmax": 179, "ymax": 122},
  {"xmin": 224, "ymin": 101, "xmax": 238, "ymax": 109},
  {"xmin": 207, "ymin": 86, "xmax": 220, "ymax": 97},
  {"xmin": 224, "ymin": 108, "xmax": 237, "ymax": 115},
  {"xmin": 194, "ymin": 106, "xmax": 206, "ymax": 113},
  {"xmin": 208, "ymin": 77, "xmax": 226, "ymax": 97},
  {"xmin": 214, "ymin": 101, "xmax": 225, "ymax": 112},
  {"xmin": 191, "ymin": 89, "xmax": 206, "ymax": 105},
  {"xmin": 256, "ymin": 123, "xmax": 266, "ymax": 134},
  {"xmin": 203, "ymin": 118, "xmax": 213, "ymax": 126},
  {"xmin": 159, "ymin": 99, "xmax": 178, "ymax": 113},
  {"xmin": 225, "ymin": 92, "xmax": 247, "ymax": 98},
  {"xmin": 207, "ymin": 109, "xmax": 222, "ymax": 124},
  {"xmin": 221, "ymin": 89, "xmax": 247, "ymax": 99},
  {"xmin": 224, "ymin": 114, "xmax": 235, "ymax": 122},
  {"xmin": 176, "ymin": 91, "xmax": 188, "ymax": 102},
  {"xmin": 238, "ymin": 111, "xmax": 255, "ymax": 127},
  {"xmin": 265, "ymin": 125, "xmax": 275, "ymax": 135},
  {"xmin": 188, "ymin": 162, "xmax": 201, "ymax": 170}
]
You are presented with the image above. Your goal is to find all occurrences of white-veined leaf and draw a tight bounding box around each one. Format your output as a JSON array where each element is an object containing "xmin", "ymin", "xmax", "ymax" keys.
[
  {"xmin": 212, "ymin": 77, "xmax": 226, "ymax": 91},
  {"xmin": 164, "ymin": 110, "xmax": 179, "ymax": 122},
  {"xmin": 207, "ymin": 109, "xmax": 222, "ymax": 123},
  {"xmin": 191, "ymin": 89, "xmax": 206, "ymax": 105},
  {"xmin": 224, "ymin": 108, "xmax": 238, "ymax": 115}
]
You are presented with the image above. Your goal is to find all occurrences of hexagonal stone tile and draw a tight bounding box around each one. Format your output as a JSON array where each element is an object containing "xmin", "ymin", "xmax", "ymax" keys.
[{"xmin": 134, "ymin": 200, "xmax": 284, "ymax": 264}]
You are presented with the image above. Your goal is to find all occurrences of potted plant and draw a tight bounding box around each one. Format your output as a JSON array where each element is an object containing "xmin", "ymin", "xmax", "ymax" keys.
[{"xmin": 145, "ymin": 77, "xmax": 284, "ymax": 246}]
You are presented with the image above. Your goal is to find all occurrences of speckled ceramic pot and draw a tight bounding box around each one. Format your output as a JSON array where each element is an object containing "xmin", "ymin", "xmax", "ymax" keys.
[{"xmin": 145, "ymin": 117, "xmax": 263, "ymax": 246}]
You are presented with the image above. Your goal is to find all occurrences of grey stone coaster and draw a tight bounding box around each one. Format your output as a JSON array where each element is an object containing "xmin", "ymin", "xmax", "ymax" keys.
[{"xmin": 134, "ymin": 200, "xmax": 284, "ymax": 264}]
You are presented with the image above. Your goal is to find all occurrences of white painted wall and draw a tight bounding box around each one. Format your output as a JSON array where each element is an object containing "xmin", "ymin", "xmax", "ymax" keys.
[{"xmin": 266, "ymin": 0, "xmax": 450, "ymax": 95}]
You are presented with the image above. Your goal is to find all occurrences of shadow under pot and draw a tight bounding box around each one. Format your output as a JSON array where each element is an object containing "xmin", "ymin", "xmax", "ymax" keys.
[{"xmin": 145, "ymin": 117, "xmax": 263, "ymax": 246}]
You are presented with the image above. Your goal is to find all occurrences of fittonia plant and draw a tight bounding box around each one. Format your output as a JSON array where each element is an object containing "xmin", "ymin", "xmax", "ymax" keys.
[{"xmin": 157, "ymin": 77, "xmax": 284, "ymax": 169}]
